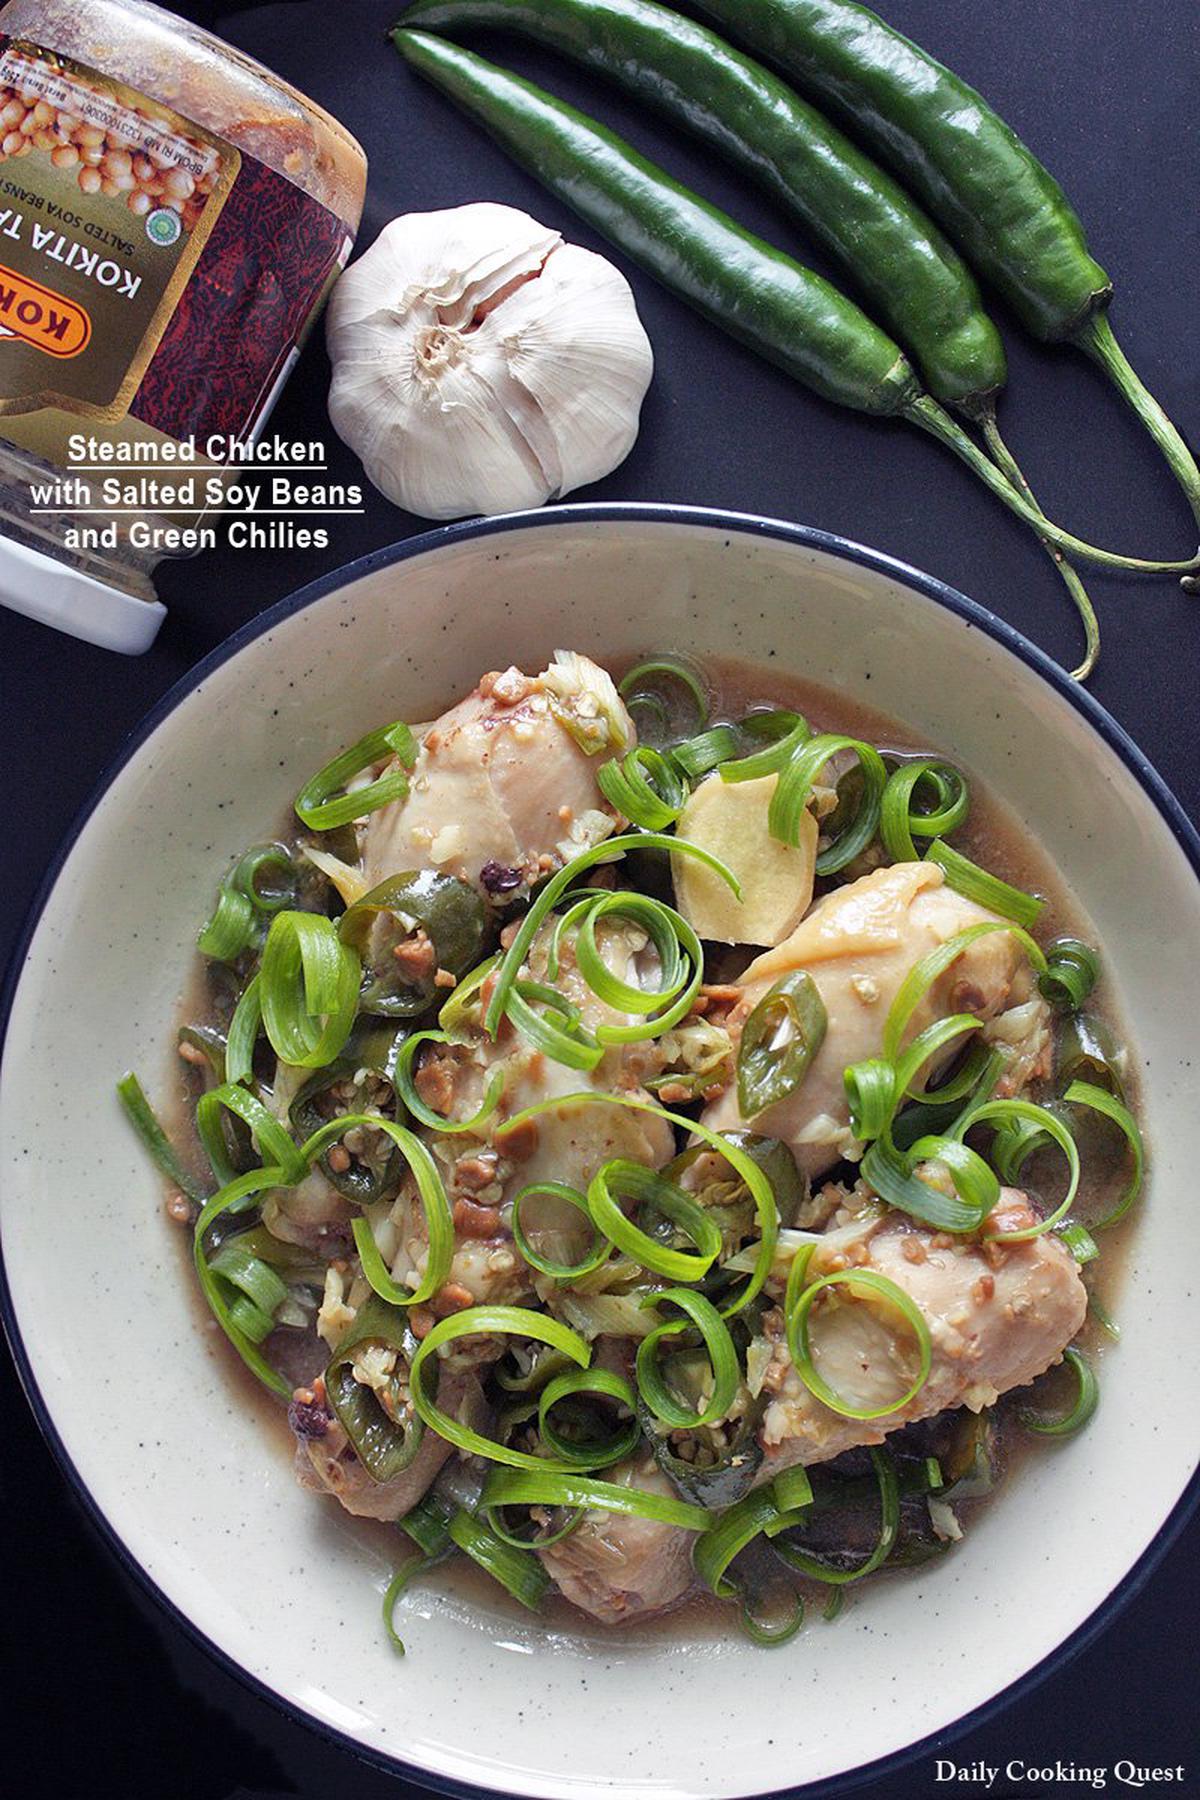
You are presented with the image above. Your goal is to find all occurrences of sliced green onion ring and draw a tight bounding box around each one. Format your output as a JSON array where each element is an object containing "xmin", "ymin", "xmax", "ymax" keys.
[
  {"xmin": 880, "ymin": 759, "xmax": 969, "ymax": 862},
  {"xmin": 382, "ymin": 1550, "xmax": 431, "ymax": 1654},
  {"xmin": 195, "ymin": 1079, "xmax": 308, "ymax": 1189},
  {"xmin": 693, "ymin": 1487, "xmax": 790, "ymax": 1598},
  {"xmin": 484, "ymin": 833, "xmax": 738, "ymax": 1042},
  {"xmin": 618, "ymin": 655, "xmax": 709, "ymax": 734},
  {"xmin": 192, "ymin": 1165, "xmax": 290, "ymax": 1395},
  {"xmin": 446, "ymin": 1506, "xmax": 550, "ymax": 1610},
  {"xmin": 197, "ymin": 880, "xmax": 256, "ymax": 962},
  {"xmin": 497, "ymin": 1092, "xmax": 777, "ymax": 1314},
  {"xmin": 117, "ymin": 1071, "xmax": 206, "ymax": 1203},
  {"xmin": 1063, "ymin": 1079, "xmax": 1144, "ymax": 1228},
  {"xmin": 225, "ymin": 974, "xmax": 262, "ymax": 1088},
  {"xmin": 587, "ymin": 1161, "xmax": 722, "ymax": 1282},
  {"xmin": 409, "ymin": 1307, "xmax": 591, "ymax": 1468},
  {"xmin": 957, "ymin": 1099, "xmax": 1080, "ymax": 1239},
  {"xmin": 720, "ymin": 714, "xmax": 810, "ymax": 784},
  {"xmin": 1058, "ymin": 1221, "xmax": 1099, "ymax": 1265},
  {"xmin": 439, "ymin": 952, "xmax": 500, "ymax": 1034},
  {"xmin": 1017, "ymin": 1346, "xmax": 1099, "ymax": 1436},
  {"xmin": 635, "ymin": 1289, "xmax": 740, "ymax": 1429},
  {"xmin": 787, "ymin": 1271, "xmax": 932, "ymax": 1421},
  {"xmin": 206, "ymin": 1238, "xmax": 288, "ymax": 1342},
  {"xmin": 299, "ymin": 1113, "xmax": 453, "ymax": 1308},
  {"xmin": 925, "ymin": 841, "xmax": 1045, "ymax": 928},
  {"xmin": 769, "ymin": 1448, "xmax": 901, "ymax": 1585},
  {"xmin": 481, "ymin": 1464, "xmax": 711, "ymax": 1531},
  {"xmin": 1039, "ymin": 937, "xmax": 1100, "ymax": 1010},
  {"xmin": 511, "ymin": 1181, "xmax": 610, "ymax": 1282},
  {"xmin": 771, "ymin": 733, "xmax": 887, "ymax": 865},
  {"xmin": 394, "ymin": 1029, "xmax": 504, "ymax": 1134},
  {"xmin": 597, "ymin": 746, "xmax": 688, "ymax": 830},
  {"xmin": 884, "ymin": 922, "xmax": 1045, "ymax": 1064},
  {"xmin": 506, "ymin": 978, "xmax": 604, "ymax": 1071},
  {"xmin": 672, "ymin": 725, "xmax": 739, "ymax": 781},
  {"xmin": 538, "ymin": 1368, "xmax": 640, "ymax": 1468},
  {"xmin": 259, "ymin": 909, "xmax": 360, "ymax": 1070},
  {"xmin": 294, "ymin": 720, "xmax": 416, "ymax": 830},
  {"xmin": 860, "ymin": 1135, "xmax": 996, "ymax": 1234},
  {"xmin": 737, "ymin": 971, "xmax": 827, "ymax": 1118}
]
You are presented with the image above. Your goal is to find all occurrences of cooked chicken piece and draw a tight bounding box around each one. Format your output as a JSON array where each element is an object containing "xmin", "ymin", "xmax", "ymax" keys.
[
  {"xmin": 702, "ymin": 862, "xmax": 1046, "ymax": 1177},
  {"xmin": 362, "ymin": 652, "xmax": 633, "ymax": 895},
  {"xmin": 537, "ymin": 1459, "xmax": 696, "ymax": 1624},
  {"xmin": 292, "ymin": 1369, "xmax": 485, "ymax": 1521},
  {"xmin": 755, "ymin": 1191, "xmax": 1086, "ymax": 1477}
]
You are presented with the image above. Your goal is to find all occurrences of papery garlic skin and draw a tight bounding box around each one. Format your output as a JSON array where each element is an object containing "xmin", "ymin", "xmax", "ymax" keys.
[{"xmin": 325, "ymin": 202, "xmax": 653, "ymax": 520}]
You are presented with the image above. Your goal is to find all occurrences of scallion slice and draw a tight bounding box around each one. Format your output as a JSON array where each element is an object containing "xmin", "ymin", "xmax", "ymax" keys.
[
  {"xmin": 116, "ymin": 1070, "xmax": 206, "ymax": 1203},
  {"xmin": 445, "ymin": 1506, "xmax": 550, "ymax": 1610},
  {"xmin": 197, "ymin": 880, "xmax": 256, "ymax": 962},
  {"xmin": 880, "ymin": 759, "xmax": 970, "ymax": 862},
  {"xmin": 1039, "ymin": 937, "xmax": 1100, "ymax": 1010},
  {"xmin": 225, "ymin": 974, "xmax": 262, "ymax": 1088},
  {"xmin": 771, "ymin": 733, "xmax": 887, "ymax": 864},
  {"xmin": 483, "ymin": 832, "xmax": 738, "ymax": 1044},
  {"xmin": 481, "ymin": 1465, "xmax": 711, "ymax": 1532},
  {"xmin": 207, "ymin": 1238, "xmax": 288, "ymax": 1343},
  {"xmin": 192, "ymin": 1165, "xmax": 290, "ymax": 1395},
  {"xmin": 511, "ymin": 1181, "xmax": 610, "ymax": 1282},
  {"xmin": 925, "ymin": 841, "xmax": 1045, "ymax": 927},
  {"xmin": 409, "ymin": 1307, "xmax": 591, "ymax": 1467},
  {"xmin": 635, "ymin": 1289, "xmax": 739, "ymax": 1429},
  {"xmin": 1058, "ymin": 1221, "xmax": 1099, "ymax": 1264},
  {"xmin": 692, "ymin": 1487, "xmax": 789, "ymax": 1598},
  {"xmin": 769, "ymin": 1448, "xmax": 901, "ymax": 1585},
  {"xmin": 720, "ymin": 714, "xmax": 810, "ymax": 784},
  {"xmin": 884, "ymin": 921, "xmax": 1045, "ymax": 1064},
  {"xmin": 1063, "ymin": 1079, "xmax": 1144, "ymax": 1228},
  {"xmin": 1017, "ymin": 1346, "xmax": 1099, "ymax": 1436},
  {"xmin": 496, "ymin": 1092, "xmax": 777, "ymax": 1314},
  {"xmin": 618, "ymin": 655, "xmax": 709, "ymax": 734},
  {"xmin": 506, "ymin": 979, "xmax": 604, "ymax": 1071},
  {"xmin": 537, "ymin": 1367, "xmax": 640, "ymax": 1468},
  {"xmin": 259, "ymin": 909, "xmax": 360, "ymax": 1070},
  {"xmin": 959, "ymin": 1099, "xmax": 1080, "ymax": 1239},
  {"xmin": 596, "ymin": 746, "xmax": 688, "ymax": 829},
  {"xmin": 300, "ymin": 1113, "xmax": 453, "ymax": 1308},
  {"xmin": 394, "ymin": 1029, "xmax": 505, "ymax": 1134},
  {"xmin": 382, "ymin": 1549, "xmax": 431, "ymax": 1654},
  {"xmin": 294, "ymin": 720, "xmax": 417, "ymax": 831},
  {"xmin": 786, "ymin": 1271, "xmax": 932, "ymax": 1421},
  {"xmin": 195, "ymin": 1079, "xmax": 307, "ymax": 1189},
  {"xmin": 587, "ymin": 1161, "xmax": 722, "ymax": 1281},
  {"xmin": 672, "ymin": 725, "xmax": 739, "ymax": 780}
]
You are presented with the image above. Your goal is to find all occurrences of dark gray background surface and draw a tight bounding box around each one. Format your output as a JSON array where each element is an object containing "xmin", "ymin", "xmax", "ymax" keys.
[{"xmin": 0, "ymin": 1, "xmax": 1197, "ymax": 1795}]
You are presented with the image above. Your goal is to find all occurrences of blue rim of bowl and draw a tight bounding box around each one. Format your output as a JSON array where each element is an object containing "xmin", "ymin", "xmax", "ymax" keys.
[{"xmin": 1, "ymin": 500, "xmax": 1197, "ymax": 1800}]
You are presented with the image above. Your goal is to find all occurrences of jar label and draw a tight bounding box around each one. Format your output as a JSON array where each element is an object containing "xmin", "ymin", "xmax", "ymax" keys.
[{"xmin": 0, "ymin": 35, "xmax": 351, "ymax": 467}]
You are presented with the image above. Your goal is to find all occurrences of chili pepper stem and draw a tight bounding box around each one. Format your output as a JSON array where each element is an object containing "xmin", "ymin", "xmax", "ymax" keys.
[
  {"xmin": 905, "ymin": 395, "xmax": 1200, "ymax": 576},
  {"xmin": 979, "ymin": 410, "xmax": 1099, "ymax": 682},
  {"xmin": 1074, "ymin": 313, "xmax": 1200, "ymax": 567}
]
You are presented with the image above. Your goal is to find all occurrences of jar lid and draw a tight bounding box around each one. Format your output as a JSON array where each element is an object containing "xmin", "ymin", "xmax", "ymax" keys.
[{"xmin": 0, "ymin": 534, "xmax": 166, "ymax": 654}]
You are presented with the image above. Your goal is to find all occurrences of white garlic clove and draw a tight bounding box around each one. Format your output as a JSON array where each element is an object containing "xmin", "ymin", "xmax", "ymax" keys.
[{"xmin": 326, "ymin": 202, "xmax": 654, "ymax": 521}]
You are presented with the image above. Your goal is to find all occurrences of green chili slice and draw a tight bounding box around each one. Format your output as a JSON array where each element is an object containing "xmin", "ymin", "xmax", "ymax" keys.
[
  {"xmin": 737, "ymin": 970, "xmax": 827, "ymax": 1117},
  {"xmin": 339, "ymin": 870, "xmax": 489, "ymax": 1018},
  {"xmin": 326, "ymin": 1293, "xmax": 426, "ymax": 1483},
  {"xmin": 294, "ymin": 720, "xmax": 417, "ymax": 830}
]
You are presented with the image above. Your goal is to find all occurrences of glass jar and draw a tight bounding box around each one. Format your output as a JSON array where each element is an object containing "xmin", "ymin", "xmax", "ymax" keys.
[{"xmin": 0, "ymin": 0, "xmax": 367, "ymax": 649}]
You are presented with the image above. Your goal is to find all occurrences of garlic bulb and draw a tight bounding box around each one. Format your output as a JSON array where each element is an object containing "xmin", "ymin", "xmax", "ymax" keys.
[{"xmin": 326, "ymin": 203, "xmax": 653, "ymax": 520}]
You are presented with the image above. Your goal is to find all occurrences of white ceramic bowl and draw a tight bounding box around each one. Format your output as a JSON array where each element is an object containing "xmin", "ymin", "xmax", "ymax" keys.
[{"xmin": 2, "ymin": 505, "xmax": 1198, "ymax": 1798}]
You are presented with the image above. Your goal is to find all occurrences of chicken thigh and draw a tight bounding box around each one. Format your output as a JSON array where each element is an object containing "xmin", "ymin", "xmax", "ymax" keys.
[{"xmin": 537, "ymin": 1459, "xmax": 696, "ymax": 1624}]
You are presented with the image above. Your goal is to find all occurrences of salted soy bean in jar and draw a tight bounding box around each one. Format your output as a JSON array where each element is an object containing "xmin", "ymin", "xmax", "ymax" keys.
[{"xmin": 0, "ymin": 0, "xmax": 366, "ymax": 649}]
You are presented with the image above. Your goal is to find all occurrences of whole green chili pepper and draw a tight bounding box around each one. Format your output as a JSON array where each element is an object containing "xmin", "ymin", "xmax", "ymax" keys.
[
  {"xmin": 394, "ymin": 31, "xmax": 1200, "ymax": 580},
  {"xmin": 399, "ymin": 0, "xmax": 1006, "ymax": 413},
  {"xmin": 693, "ymin": 0, "xmax": 1200, "ymax": 536}
]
